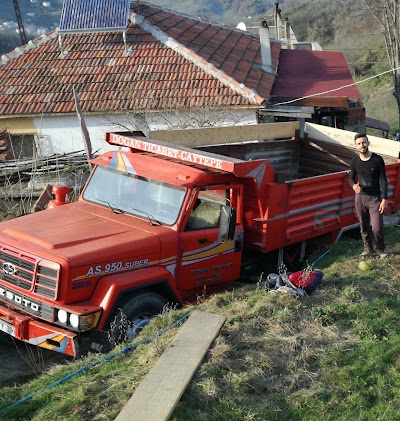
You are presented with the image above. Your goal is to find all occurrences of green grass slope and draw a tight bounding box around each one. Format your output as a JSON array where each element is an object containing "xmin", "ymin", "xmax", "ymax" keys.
[{"xmin": 0, "ymin": 222, "xmax": 399, "ymax": 420}]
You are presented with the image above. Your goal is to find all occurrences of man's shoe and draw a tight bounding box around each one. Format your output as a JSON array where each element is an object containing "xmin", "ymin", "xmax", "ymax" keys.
[
  {"xmin": 377, "ymin": 250, "xmax": 388, "ymax": 259},
  {"xmin": 360, "ymin": 247, "xmax": 373, "ymax": 257}
]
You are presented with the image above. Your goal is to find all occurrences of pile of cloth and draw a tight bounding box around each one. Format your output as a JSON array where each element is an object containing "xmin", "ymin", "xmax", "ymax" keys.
[{"xmin": 264, "ymin": 269, "xmax": 323, "ymax": 296}]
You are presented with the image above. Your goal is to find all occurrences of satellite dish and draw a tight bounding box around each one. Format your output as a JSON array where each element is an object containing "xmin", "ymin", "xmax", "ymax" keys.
[{"xmin": 237, "ymin": 22, "xmax": 247, "ymax": 31}]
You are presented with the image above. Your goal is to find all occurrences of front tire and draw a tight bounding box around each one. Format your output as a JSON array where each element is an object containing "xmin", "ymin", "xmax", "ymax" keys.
[{"xmin": 109, "ymin": 292, "xmax": 167, "ymax": 345}]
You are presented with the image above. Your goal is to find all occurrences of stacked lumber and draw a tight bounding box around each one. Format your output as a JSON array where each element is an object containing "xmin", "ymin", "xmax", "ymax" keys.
[
  {"xmin": 0, "ymin": 151, "xmax": 91, "ymax": 202},
  {"xmin": 0, "ymin": 150, "xmax": 89, "ymax": 184}
]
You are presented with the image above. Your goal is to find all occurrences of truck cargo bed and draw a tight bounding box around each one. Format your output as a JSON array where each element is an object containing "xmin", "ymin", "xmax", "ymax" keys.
[{"xmin": 197, "ymin": 131, "xmax": 400, "ymax": 254}]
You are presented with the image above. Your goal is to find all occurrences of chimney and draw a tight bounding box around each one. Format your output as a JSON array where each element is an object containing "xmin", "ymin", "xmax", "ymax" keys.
[
  {"xmin": 259, "ymin": 19, "xmax": 272, "ymax": 73},
  {"xmin": 275, "ymin": 3, "xmax": 282, "ymax": 39},
  {"xmin": 285, "ymin": 17, "xmax": 292, "ymax": 49}
]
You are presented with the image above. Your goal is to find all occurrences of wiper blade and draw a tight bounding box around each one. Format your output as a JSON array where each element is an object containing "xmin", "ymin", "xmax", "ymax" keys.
[
  {"xmin": 96, "ymin": 200, "xmax": 123, "ymax": 214},
  {"xmin": 129, "ymin": 207, "xmax": 162, "ymax": 226}
]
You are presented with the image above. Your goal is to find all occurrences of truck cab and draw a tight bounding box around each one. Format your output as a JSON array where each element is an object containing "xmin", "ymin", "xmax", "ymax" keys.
[
  {"xmin": 84, "ymin": 143, "xmax": 243, "ymax": 300},
  {"xmin": 0, "ymin": 135, "xmax": 244, "ymax": 356}
]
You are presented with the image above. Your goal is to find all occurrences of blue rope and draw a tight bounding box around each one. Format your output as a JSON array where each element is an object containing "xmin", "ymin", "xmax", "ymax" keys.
[
  {"xmin": 0, "ymin": 312, "xmax": 190, "ymax": 416},
  {"xmin": 310, "ymin": 227, "xmax": 349, "ymax": 267},
  {"xmin": 310, "ymin": 246, "xmax": 333, "ymax": 266}
]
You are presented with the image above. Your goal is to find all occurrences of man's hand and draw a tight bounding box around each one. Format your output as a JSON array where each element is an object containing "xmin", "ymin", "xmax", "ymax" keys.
[
  {"xmin": 379, "ymin": 199, "xmax": 387, "ymax": 214},
  {"xmin": 353, "ymin": 182, "xmax": 362, "ymax": 194}
]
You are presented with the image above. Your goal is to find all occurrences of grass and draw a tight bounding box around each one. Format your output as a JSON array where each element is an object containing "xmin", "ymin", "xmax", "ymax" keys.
[{"xmin": 0, "ymin": 224, "xmax": 399, "ymax": 420}]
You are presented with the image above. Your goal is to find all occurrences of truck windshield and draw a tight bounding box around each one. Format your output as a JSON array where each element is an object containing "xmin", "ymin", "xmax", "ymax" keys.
[{"xmin": 82, "ymin": 166, "xmax": 187, "ymax": 225}]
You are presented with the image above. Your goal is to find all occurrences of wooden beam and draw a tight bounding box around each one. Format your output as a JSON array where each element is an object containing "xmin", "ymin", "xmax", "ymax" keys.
[
  {"xmin": 115, "ymin": 311, "xmax": 226, "ymax": 421},
  {"xmin": 264, "ymin": 105, "xmax": 314, "ymax": 113},
  {"xmin": 148, "ymin": 122, "xmax": 299, "ymax": 147},
  {"xmin": 270, "ymin": 96, "xmax": 349, "ymax": 108},
  {"xmin": 259, "ymin": 105, "xmax": 314, "ymax": 116},
  {"xmin": 305, "ymin": 123, "xmax": 400, "ymax": 159},
  {"xmin": 260, "ymin": 110, "xmax": 313, "ymax": 118},
  {"xmin": 31, "ymin": 184, "xmax": 53, "ymax": 212}
]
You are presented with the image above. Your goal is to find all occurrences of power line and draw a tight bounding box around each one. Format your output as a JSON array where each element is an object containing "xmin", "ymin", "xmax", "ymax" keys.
[
  {"xmin": 348, "ymin": 62, "xmax": 390, "ymax": 65},
  {"xmin": 324, "ymin": 48, "xmax": 386, "ymax": 51}
]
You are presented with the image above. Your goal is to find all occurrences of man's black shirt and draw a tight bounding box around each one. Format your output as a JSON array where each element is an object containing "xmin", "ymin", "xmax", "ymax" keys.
[{"xmin": 349, "ymin": 153, "xmax": 388, "ymax": 199}]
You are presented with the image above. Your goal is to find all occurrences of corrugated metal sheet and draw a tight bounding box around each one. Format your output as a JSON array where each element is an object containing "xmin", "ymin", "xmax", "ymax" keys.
[
  {"xmin": 271, "ymin": 49, "xmax": 362, "ymax": 105},
  {"xmin": 298, "ymin": 138, "xmax": 355, "ymax": 178},
  {"xmin": 59, "ymin": 0, "xmax": 131, "ymax": 33},
  {"xmin": 244, "ymin": 141, "xmax": 298, "ymax": 180},
  {"xmin": 366, "ymin": 117, "xmax": 391, "ymax": 132},
  {"xmin": 198, "ymin": 139, "xmax": 298, "ymax": 181}
]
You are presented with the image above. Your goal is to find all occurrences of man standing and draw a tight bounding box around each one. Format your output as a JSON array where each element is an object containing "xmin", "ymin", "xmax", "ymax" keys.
[{"xmin": 349, "ymin": 133, "xmax": 388, "ymax": 258}]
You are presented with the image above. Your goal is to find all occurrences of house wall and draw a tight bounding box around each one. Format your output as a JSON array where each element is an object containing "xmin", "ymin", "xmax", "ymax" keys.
[{"xmin": 0, "ymin": 109, "xmax": 257, "ymax": 157}]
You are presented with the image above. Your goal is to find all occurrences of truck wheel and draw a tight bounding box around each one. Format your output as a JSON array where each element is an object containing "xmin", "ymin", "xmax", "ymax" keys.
[{"xmin": 110, "ymin": 292, "xmax": 167, "ymax": 344}]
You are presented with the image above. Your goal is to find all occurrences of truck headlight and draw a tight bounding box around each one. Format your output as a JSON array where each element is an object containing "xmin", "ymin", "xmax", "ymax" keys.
[
  {"xmin": 57, "ymin": 309, "xmax": 68, "ymax": 324},
  {"xmin": 69, "ymin": 313, "xmax": 79, "ymax": 329},
  {"xmin": 55, "ymin": 309, "xmax": 102, "ymax": 332}
]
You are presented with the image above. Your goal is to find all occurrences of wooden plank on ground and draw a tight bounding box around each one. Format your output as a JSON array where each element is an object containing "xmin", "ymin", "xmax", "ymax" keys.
[{"xmin": 115, "ymin": 310, "xmax": 226, "ymax": 421}]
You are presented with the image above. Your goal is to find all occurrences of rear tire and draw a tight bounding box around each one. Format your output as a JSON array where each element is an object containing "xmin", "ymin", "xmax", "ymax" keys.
[{"xmin": 108, "ymin": 292, "xmax": 167, "ymax": 345}]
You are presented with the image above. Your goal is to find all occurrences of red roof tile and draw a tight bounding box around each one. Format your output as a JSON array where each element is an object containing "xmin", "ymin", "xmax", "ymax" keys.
[{"xmin": 0, "ymin": 2, "xmax": 281, "ymax": 117}]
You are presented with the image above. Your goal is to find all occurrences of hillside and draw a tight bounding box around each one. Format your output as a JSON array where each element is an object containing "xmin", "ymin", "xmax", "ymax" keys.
[
  {"xmin": 0, "ymin": 221, "xmax": 399, "ymax": 420},
  {"xmin": 0, "ymin": 0, "xmax": 379, "ymax": 47}
]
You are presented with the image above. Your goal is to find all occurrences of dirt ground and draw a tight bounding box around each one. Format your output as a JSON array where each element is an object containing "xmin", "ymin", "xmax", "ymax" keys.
[{"xmin": 0, "ymin": 334, "xmax": 69, "ymax": 388}]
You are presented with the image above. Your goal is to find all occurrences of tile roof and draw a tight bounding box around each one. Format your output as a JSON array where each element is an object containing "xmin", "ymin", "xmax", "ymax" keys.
[
  {"xmin": 0, "ymin": 2, "xmax": 281, "ymax": 117},
  {"xmin": 270, "ymin": 49, "xmax": 362, "ymax": 106}
]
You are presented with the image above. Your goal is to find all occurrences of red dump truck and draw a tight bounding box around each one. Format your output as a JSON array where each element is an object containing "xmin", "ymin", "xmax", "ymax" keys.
[{"xmin": 0, "ymin": 123, "xmax": 399, "ymax": 356}]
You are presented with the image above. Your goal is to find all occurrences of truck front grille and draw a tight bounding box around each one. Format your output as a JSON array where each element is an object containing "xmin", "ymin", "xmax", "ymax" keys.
[
  {"xmin": 0, "ymin": 247, "xmax": 59, "ymax": 300},
  {"xmin": 0, "ymin": 287, "xmax": 53, "ymax": 321}
]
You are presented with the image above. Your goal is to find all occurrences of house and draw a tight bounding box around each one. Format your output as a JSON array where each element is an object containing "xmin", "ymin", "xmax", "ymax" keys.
[{"xmin": 0, "ymin": 1, "xmax": 363, "ymax": 158}]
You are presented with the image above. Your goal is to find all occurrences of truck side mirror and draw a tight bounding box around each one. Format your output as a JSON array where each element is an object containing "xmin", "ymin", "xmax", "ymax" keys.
[{"xmin": 220, "ymin": 205, "xmax": 236, "ymax": 242}]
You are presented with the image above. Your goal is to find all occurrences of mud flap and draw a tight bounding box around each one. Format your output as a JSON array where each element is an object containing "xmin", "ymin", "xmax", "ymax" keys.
[{"xmin": 88, "ymin": 330, "xmax": 112, "ymax": 354}]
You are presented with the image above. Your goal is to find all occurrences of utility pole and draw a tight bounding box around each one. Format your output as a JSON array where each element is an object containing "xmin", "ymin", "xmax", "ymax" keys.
[{"xmin": 12, "ymin": 0, "xmax": 28, "ymax": 45}]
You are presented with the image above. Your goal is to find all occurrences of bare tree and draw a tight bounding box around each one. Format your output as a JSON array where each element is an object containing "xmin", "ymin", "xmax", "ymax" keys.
[
  {"xmin": 363, "ymin": 0, "xmax": 400, "ymax": 127},
  {"xmin": 98, "ymin": 103, "xmax": 256, "ymax": 136}
]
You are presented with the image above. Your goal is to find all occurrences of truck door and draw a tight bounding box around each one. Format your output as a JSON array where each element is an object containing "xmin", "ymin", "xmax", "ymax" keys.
[{"xmin": 177, "ymin": 186, "xmax": 243, "ymax": 300}]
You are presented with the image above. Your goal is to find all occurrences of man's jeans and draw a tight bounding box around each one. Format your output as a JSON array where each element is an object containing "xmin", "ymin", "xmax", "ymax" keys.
[{"xmin": 355, "ymin": 194, "xmax": 385, "ymax": 250}]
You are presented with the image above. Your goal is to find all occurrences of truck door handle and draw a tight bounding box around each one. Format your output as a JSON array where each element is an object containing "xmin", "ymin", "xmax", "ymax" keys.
[{"xmin": 198, "ymin": 238, "xmax": 210, "ymax": 244}]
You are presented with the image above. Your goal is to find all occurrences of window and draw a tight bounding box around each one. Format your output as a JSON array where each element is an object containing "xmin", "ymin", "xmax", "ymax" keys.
[
  {"xmin": 10, "ymin": 134, "xmax": 36, "ymax": 158},
  {"xmin": 82, "ymin": 166, "xmax": 186, "ymax": 225},
  {"xmin": 185, "ymin": 190, "xmax": 226, "ymax": 231}
]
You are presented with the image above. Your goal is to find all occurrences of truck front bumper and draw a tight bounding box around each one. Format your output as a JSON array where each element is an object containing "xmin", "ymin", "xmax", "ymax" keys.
[{"xmin": 0, "ymin": 306, "xmax": 78, "ymax": 357}]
